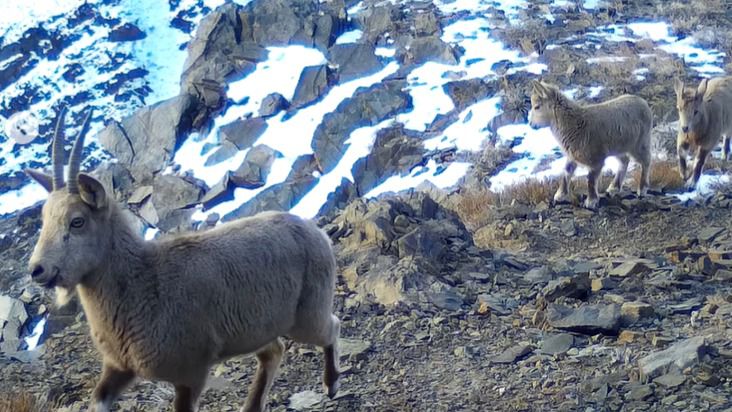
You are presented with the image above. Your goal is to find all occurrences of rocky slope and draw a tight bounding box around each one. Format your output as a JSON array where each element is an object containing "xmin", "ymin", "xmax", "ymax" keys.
[{"xmin": 2, "ymin": 1, "xmax": 732, "ymax": 411}]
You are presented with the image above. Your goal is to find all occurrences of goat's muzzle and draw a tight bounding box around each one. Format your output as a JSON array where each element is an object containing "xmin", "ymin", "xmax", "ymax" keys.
[{"xmin": 29, "ymin": 264, "xmax": 60, "ymax": 288}]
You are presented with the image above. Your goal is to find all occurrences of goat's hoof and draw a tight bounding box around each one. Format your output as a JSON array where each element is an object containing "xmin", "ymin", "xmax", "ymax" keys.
[
  {"xmin": 683, "ymin": 180, "xmax": 697, "ymax": 192},
  {"xmin": 553, "ymin": 193, "xmax": 569, "ymax": 204},
  {"xmin": 583, "ymin": 198, "xmax": 599, "ymax": 210},
  {"xmin": 325, "ymin": 376, "xmax": 341, "ymax": 399}
]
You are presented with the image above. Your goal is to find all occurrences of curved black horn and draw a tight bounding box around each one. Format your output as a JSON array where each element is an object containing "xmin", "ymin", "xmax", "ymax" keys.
[
  {"xmin": 66, "ymin": 108, "xmax": 93, "ymax": 194},
  {"xmin": 51, "ymin": 106, "xmax": 67, "ymax": 190}
]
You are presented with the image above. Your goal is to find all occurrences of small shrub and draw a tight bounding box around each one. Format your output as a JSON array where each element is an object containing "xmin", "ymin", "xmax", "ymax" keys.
[
  {"xmin": 496, "ymin": 177, "xmax": 558, "ymax": 206},
  {"xmin": 629, "ymin": 160, "xmax": 685, "ymax": 192},
  {"xmin": 0, "ymin": 392, "xmax": 44, "ymax": 412}
]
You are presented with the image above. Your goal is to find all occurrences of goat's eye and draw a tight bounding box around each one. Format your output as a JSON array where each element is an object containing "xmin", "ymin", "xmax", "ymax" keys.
[
  {"xmin": 70, "ymin": 217, "xmax": 85, "ymax": 228},
  {"xmin": 533, "ymin": 105, "xmax": 540, "ymax": 110},
  {"xmin": 694, "ymin": 110, "xmax": 699, "ymax": 116}
]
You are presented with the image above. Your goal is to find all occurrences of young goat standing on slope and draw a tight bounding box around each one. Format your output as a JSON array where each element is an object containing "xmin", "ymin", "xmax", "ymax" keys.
[
  {"xmin": 674, "ymin": 76, "xmax": 732, "ymax": 189},
  {"xmin": 528, "ymin": 81, "xmax": 653, "ymax": 209},
  {"xmin": 25, "ymin": 107, "xmax": 341, "ymax": 412}
]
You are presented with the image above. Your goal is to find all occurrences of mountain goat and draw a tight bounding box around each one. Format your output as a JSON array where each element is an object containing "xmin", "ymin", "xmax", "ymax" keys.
[
  {"xmin": 674, "ymin": 76, "xmax": 732, "ymax": 189},
  {"xmin": 25, "ymin": 107, "xmax": 341, "ymax": 412},
  {"xmin": 528, "ymin": 81, "xmax": 653, "ymax": 209}
]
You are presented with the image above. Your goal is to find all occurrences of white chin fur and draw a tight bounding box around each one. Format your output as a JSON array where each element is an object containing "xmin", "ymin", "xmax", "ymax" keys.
[{"xmin": 54, "ymin": 286, "xmax": 75, "ymax": 307}]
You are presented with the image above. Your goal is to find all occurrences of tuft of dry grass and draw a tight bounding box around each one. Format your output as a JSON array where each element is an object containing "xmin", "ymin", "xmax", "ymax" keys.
[
  {"xmin": 629, "ymin": 160, "xmax": 685, "ymax": 192},
  {"xmin": 496, "ymin": 177, "xmax": 559, "ymax": 206},
  {"xmin": 454, "ymin": 186, "xmax": 497, "ymax": 230},
  {"xmin": 0, "ymin": 392, "xmax": 45, "ymax": 412},
  {"xmin": 455, "ymin": 178, "xmax": 559, "ymax": 230}
]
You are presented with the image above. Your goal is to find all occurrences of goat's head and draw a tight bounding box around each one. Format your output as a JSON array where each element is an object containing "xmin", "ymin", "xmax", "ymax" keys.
[
  {"xmin": 26, "ymin": 107, "xmax": 112, "ymax": 294},
  {"xmin": 528, "ymin": 80, "xmax": 557, "ymax": 129},
  {"xmin": 674, "ymin": 78, "xmax": 708, "ymax": 135}
]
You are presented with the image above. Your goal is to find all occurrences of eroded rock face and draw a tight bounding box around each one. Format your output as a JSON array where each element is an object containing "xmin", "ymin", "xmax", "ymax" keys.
[
  {"xmin": 351, "ymin": 125, "xmax": 426, "ymax": 196},
  {"xmin": 0, "ymin": 295, "xmax": 28, "ymax": 353},
  {"xmin": 151, "ymin": 175, "xmax": 203, "ymax": 219},
  {"xmin": 223, "ymin": 154, "xmax": 320, "ymax": 221},
  {"xmin": 327, "ymin": 192, "xmax": 479, "ymax": 307},
  {"xmin": 98, "ymin": 94, "xmax": 198, "ymax": 183},
  {"xmin": 259, "ymin": 93, "xmax": 290, "ymax": 117},
  {"xmin": 181, "ymin": 0, "xmax": 347, "ymax": 96},
  {"xmin": 230, "ymin": 144, "xmax": 280, "ymax": 189},
  {"xmin": 290, "ymin": 65, "xmax": 335, "ymax": 109},
  {"xmin": 396, "ymin": 35, "xmax": 459, "ymax": 66},
  {"xmin": 328, "ymin": 43, "xmax": 384, "ymax": 82},
  {"xmin": 219, "ymin": 117, "xmax": 268, "ymax": 150},
  {"xmin": 181, "ymin": 4, "xmax": 265, "ymax": 95},
  {"xmin": 312, "ymin": 80, "xmax": 412, "ymax": 174}
]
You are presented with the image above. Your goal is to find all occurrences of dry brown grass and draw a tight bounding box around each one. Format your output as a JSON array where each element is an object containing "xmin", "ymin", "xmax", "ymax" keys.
[
  {"xmin": 628, "ymin": 160, "xmax": 685, "ymax": 192},
  {"xmin": 495, "ymin": 177, "xmax": 559, "ymax": 206},
  {"xmin": 656, "ymin": 0, "xmax": 726, "ymax": 35},
  {"xmin": 455, "ymin": 178, "xmax": 559, "ymax": 230},
  {"xmin": 0, "ymin": 392, "xmax": 45, "ymax": 412}
]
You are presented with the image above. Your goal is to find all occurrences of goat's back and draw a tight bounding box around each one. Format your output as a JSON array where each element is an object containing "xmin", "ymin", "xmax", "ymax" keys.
[
  {"xmin": 571, "ymin": 94, "xmax": 652, "ymax": 159},
  {"xmin": 584, "ymin": 94, "xmax": 652, "ymax": 129},
  {"xmin": 704, "ymin": 76, "xmax": 732, "ymax": 102},
  {"xmin": 150, "ymin": 212, "xmax": 336, "ymax": 363},
  {"xmin": 705, "ymin": 77, "xmax": 732, "ymax": 138}
]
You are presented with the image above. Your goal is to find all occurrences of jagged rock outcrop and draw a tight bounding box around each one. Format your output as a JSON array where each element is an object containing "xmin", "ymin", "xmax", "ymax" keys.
[
  {"xmin": 98, "ymin": 94, "xmax": 198, "ymax": 183},
  {"xmin": 312, "ymin": 80, "xmax": 412, "ymax": 174}
]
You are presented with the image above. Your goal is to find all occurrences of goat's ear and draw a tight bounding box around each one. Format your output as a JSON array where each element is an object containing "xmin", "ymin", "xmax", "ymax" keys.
[
  {"xmin": 673, "ymin": 78, "xmax": 684, "ymax": 96},
  {"xmin": 25, "ymin": 168, "xmax": 54, "ymax": 192},
  {"xmin": 696, "ymin": 78, "xmax": 709, "ymax": 100},
  {"xmin": 532, "ymin": 80, "xmax": 546, "ymax": 97},
  {"xmin": 77, "ymin": 172, "xmax": 108, "ymax": 210}
]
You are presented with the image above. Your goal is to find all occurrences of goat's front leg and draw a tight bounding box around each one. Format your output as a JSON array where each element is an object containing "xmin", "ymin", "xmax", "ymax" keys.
[
  {"xmin": 687, "ymin": 147, "xmax": 711, "ymax": 190},
  {"xmin": 678, "ymin": 142, "xmax": 689, "ymax": 181},
  {"xmin": 554, "ymin": 159, "xmax": 577, "ymax": 203},
  {"xmin": 584, "ymin": 167, "xmax": 602, "ymax": 210},
  {"xmin": 242, "ymin": 338, "xmax": 285, "ymax": 412},
  {"xmin": 724, "ymin": 136, "xmax": 731, "ymax": 161},
  {"xmin": 90, "ymin": 364, "xmax": 135, "ymax": 412},
  {"xmin": 174, "ymin": 375, "xmax": 207, "ymax": 412}
]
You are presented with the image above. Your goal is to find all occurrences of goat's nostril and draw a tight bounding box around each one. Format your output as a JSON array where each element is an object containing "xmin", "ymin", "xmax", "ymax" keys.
[
  {"xmin": 682, "ymin": 126, "xmax": 689, "ymax": 133},
  {"xmin": 31, "ymin": 265, "xmax": 44, "ymax": 278}
]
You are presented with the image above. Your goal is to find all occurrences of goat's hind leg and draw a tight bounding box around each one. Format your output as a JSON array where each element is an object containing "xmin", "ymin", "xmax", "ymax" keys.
[
  {"xmin": 607, "ymin": 155, "xmax": 629, "ymax": 194},
  {"xmin": 724, "ymin": 136, "xmax": 731, "ymax": 161},
  {"xmin": 554, "ymin": 160, "xmax": 577, "ymax": 203},
  {"xmin": 90, "ymin": 364, "xmax": 135, "ymax": 412},
  {"xmin": 241, "ymin": 338, "xmax": 285, "ymax": 412},
  {"xmin": 290, "ymin": 313, "xmax": 341, "ymax": 399},
  {"xmin": 321, "ymin": 314, "xmax": 341, "ymax": 398},
  {"xmin": 632, "ymin": 147, "xmax": 652, "ymax": 197}
]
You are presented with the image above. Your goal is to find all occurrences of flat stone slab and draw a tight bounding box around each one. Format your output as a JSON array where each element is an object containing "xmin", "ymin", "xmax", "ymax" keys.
[{"xmin": 639, "ymin": 336, "xmax": 706, "ymax": 379}]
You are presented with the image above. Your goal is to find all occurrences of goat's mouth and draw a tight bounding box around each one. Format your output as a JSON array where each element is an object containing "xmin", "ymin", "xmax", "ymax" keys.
[{"xmin": 42, "ymin": 268, "xmax": 61, "ymax": 289}]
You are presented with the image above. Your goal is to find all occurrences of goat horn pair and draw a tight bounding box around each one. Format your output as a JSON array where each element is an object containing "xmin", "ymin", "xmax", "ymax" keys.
[{"xmin": 50, "ymin": 107, "xmax": 93, "ymax": 193}]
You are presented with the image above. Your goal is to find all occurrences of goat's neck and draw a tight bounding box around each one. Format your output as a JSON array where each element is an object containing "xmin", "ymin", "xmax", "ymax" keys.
[
  {"xmin": 550, "ymin": 95, "xmax": 586, "ymax": 148},
  {"xmin": 81, "ymin": 204, "xmax": 150, "ymax": 298},
  {"xmin": 699, "ymin": 103, "xmax": 713, "ymax": 135}
]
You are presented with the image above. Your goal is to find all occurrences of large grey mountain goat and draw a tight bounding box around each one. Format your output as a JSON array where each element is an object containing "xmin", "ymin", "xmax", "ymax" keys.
[
  {"xmin": 674, "ymin": 76, "xmax": 732, "ymax": 189},
  {"xmin": 528, "ymin": 81, "xmax": 653, "ymax": 209},
  {"xmin": 25, "ymin": 107, "xmax": 341, "ymax": 412}
]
